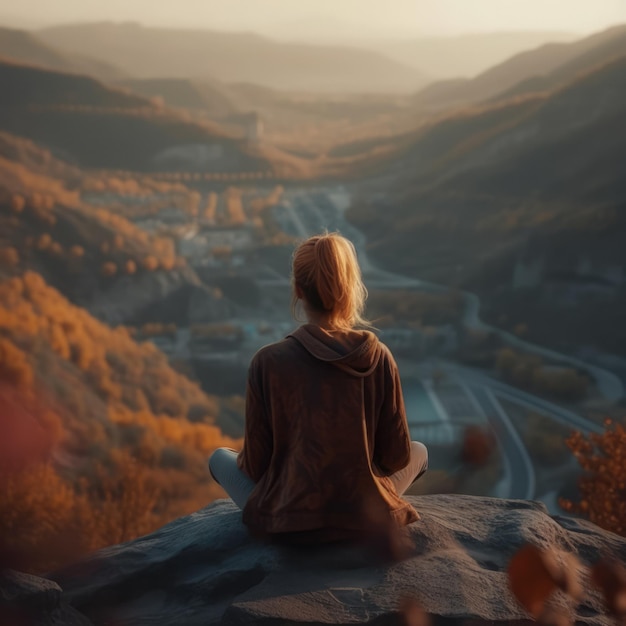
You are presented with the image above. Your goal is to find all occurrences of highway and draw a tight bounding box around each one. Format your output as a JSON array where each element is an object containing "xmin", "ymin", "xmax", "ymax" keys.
[{"xmin": 468, "ymin": 385, "xmax": 535, "ymax": 500}]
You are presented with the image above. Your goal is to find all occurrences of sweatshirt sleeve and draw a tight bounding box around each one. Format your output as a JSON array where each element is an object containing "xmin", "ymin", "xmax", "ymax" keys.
[
  {"xmin": 237, "ymin": 355, "xmax": 273, "ymax": 482},
  {"xmin": 373, "ymin": 349, "xmax": 411, "ymax": 476}
]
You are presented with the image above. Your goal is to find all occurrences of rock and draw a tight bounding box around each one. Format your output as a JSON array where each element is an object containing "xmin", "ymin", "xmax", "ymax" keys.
[
  {"xmin": 0, "ymin": 569, "xmax": 93, "ymax": 626},
  {"xmin": 50, "ymin": 495, "xmax": 626, "ymax": 626}
]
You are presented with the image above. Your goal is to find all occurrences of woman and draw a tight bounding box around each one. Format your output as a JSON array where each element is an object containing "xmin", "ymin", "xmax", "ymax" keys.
[{"xmin": 209, "ymin": 232, "xmax": 428, "ymax": 543}]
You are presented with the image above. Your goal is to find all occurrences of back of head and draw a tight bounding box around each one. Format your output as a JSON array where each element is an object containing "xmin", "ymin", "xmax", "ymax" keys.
[{"xmin": 292, "ymin": 232, "xmax": 368, "ymax": 330}]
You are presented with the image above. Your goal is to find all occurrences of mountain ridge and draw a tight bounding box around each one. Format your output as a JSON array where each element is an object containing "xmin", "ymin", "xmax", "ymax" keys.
[
  {"xmin": 412, "ymin": 24, "xmax": 626, "ymax": 111},
  {"xmin": 0, "ymin": 26, "xmax": 126, "ymax": 81},
  {"xmin": 36, "ymin": 21, "xmax": 428, "ymax": 94}
]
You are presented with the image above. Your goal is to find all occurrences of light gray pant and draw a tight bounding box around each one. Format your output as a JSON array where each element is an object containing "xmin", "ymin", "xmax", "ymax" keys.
[{"xmin": 209, "ymin": 441, "xmax": 428, "ymax": 510}]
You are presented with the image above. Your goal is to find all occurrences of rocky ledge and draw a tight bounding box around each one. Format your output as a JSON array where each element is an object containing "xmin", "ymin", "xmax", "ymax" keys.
[{"xmin": 7, "ymin": 495, "xmax": 626, "ymax": 625}]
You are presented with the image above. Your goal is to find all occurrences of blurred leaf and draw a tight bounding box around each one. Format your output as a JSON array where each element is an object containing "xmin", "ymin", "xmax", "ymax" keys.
[
  {"xmin": 461, "ymin": 425, "xmax": 496, "ymax": 467},
  {"xmin": 398, "ymin": 596, "xmax": 430, "ymax": 626},
  {"xmin": 591, "ymin": 559, "xmax": 626, "ymax": 618},
  {"xmin": 507, "ymin": 545, "xmax": 559, "ymax": 617}
]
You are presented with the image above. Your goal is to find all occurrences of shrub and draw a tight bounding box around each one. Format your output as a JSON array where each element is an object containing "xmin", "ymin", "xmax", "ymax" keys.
[{"xmin": 560, "ymin": 419, "xmax": 626, "ymax": 536}]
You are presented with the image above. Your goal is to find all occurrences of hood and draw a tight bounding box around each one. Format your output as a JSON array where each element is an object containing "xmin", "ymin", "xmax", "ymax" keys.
[{"xmin": 287, "ymin": 324, "xmax": 383, "ymax": 378}]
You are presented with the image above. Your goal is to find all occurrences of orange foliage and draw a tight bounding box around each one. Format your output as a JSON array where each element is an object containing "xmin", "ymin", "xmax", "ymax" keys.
[
  {"xmin": 101, "ymin": 261, "xmax": 118, "ymax": 277},
  {"xmin": 591, "ymin": 559, "xmax": 626, "ymax": 619},
  {"xmin": 125, "ymin": 259, "xmax": 137, "ymax": 274},
  {"xmin": 110, "ymin": 408, "xmax": 229, "ymax": 456},
  {"xmin": 82, "ymin": 174, "xmax": 188, "ymax": 197},
  {"xmin": 0, "ymin": 156, "xmax": 80, "ymax": 208},
  {"xmin": 50, "ymin": 241, "xmax": 63, "ymax": 256},
  {"xmin": 0, "ymin": 452, "xmax": 198, "ymax": 572},
  {"xmin": 0, "ymin": 246, "xmax": 19, "ymax": 267},
  {"xmin": 225, "ymin": 186, "xmax": 246, "ymax": 225},
  {"xmin": 0, "ymin": 272, "xmax": 239, "ymax": 572},
  {"xmin": 70, "ymin": 245, "xmax": 85, "ymax": 258},
  {"xmin": 141, "ymin": 322, "xmax": 177, "ymax": 337},
  {"xmin": 461, "ymin": 426, "xmax": 496, "ymax": 467},
  {"xmin": 560, "ymin": 419, "xmax": 626, "ymax": 536},
  {"xmin": 204, "ymin": 191, "xmax": 217, "ymax": 221},
  {"xmin": 10, "ymin": 193, "xmax": 25, "ymax": 213},
  {"xmin": 36, "ymin": 233, "xmax": 52, "ymax": 250},
  {"xmin": 508, "ymin": 545, "xmax": 625, "ymax": 624},
  {"xmin": 0, "ymin": 338, "xmax": 33, "ymax": 386},
  {"xmin": 507, "ymin": 545, "xmax": 582, "ymax": 618},
  {"xmin": 142, "ymin": 255, "xmax": 159, "ymax": 271}
]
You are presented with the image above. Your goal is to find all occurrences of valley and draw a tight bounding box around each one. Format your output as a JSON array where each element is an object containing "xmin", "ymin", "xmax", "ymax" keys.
[
  {"xmin": 101, "ymin": 180, "xmax": 616, "ymax": 511},
  {"xmin": 1, "ymin": 9, "xmax": 625, "ymax": 570}
]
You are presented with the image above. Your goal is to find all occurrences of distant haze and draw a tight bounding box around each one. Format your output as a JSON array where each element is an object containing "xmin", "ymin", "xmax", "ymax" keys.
[{"xmin": 1, "ymin": 0, "xmax": 625, "ymax": 37}]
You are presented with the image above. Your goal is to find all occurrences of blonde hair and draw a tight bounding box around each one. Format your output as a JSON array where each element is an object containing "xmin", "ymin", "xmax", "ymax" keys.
[{"xmin": 291, "ymin": 232, "xmax": 369, "ymax": 330}]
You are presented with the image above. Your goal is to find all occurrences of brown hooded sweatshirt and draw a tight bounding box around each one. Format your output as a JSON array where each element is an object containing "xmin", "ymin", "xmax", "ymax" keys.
[{"xmin": 237, "ymin": 323, "xmax": 419, "ymax": 541}]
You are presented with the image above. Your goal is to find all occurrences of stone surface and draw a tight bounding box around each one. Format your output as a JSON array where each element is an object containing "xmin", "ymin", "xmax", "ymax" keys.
[
  {"xmin": 50, "ymin": 495, "xmax": 626, "ymax": 626},
  {"xmin": 0, "ymin": 569, "xmax": 93, "ymax": 625}
]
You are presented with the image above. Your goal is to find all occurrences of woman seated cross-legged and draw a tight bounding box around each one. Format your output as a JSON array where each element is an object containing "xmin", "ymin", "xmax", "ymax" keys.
[{"xmin": 209, "ymin": 232, "xmax": 428, "ymax": 544}]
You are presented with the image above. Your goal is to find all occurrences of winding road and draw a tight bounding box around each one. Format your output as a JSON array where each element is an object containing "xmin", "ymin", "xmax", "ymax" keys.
[
  {"xmin": 284, "ymin": 188, "xmax": 624, "ymax": 404},
  {"xmin": 272, "ymin": 186, "xmax": 618, "ymax": 502}
]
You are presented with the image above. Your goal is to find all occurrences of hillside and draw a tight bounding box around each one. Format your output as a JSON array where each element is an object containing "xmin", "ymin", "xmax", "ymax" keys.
[
  {"xmin": 412, "ymin": 24, "xmax": 626, "ymax": 111},
  {"xmin": 37, "ymin": 21, "xmax": 427, "ymax": 94},
  {"xmin": 116, "ymin": 77, "xmax": 238, "ymax": 118},
  {"xmin": 0, "ymin": 132, "xmax": 246, "ymax": 571},
  {"xmin": 0, "ymin": 26, "xmax": 125, "ymax": 80},
  {"xmin": 0, "ymin": 270, "xmax": 236, "ymax": 572},
  {"xmin": 372, "ymin": 30, "xmax": 577, "ymax": 78},
  {"xmin": 0, "ymin": 59, "xmax": 276, "ymax": 173},
  {"xmin": 0, "ymin": 132, "xmax": 236, "ymax": 328},
  {"xmin": 0, "ymin": 58, "xmax": 146, "ymax": 108},
  {"xmin": 495, "ymin": 27, "xmax": 626, "ymax": 102},
  {"xmin": 350, "ymin": 56, "xmax": 626, "ymax": 353}
]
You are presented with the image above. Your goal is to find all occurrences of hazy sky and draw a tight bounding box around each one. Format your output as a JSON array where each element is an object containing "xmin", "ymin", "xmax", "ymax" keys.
[{"xmin": 3, "ymin": 0, "xmax": 626, "ymax": 37}]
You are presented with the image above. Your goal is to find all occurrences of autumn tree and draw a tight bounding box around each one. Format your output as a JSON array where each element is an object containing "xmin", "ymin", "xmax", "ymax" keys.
[
  {"xmin": 0, "ymin": 272, "xmax": 237, "ymax": 571},
  {"xmin": 204, "ymin": 192, "xmax": 217, "ymax": 221},
  {"xmin": 101, "ymin": 261, "xmax": 118, "ymax": 277},
  {"xmin": 0, "ymin": 247, "xmax": 19, "ymax": 268},
  {"xmin": 560, "ymin": 419, "xmax": 626, "ymax": 537},
  {"xmin": 10, "ymin": 194, "xmax": 25, "ymax": 213},
  {"xmin": 142, "ymin": 256, "xmax": 159, "ymax": 271},
  {"xmin": 36, "ymin": 233, "xmax": 52, "ymax": 250},
  {"xmin": 225, "ymin": 187, "xmax": 246, "ymax": 225}
]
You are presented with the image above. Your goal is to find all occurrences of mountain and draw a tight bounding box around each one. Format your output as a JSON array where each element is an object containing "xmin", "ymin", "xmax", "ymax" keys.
[
  {"xmin": 495, "ymin": 26, "xmax": 626, "ymax": 102},
  {"xmin": 350, "ymin": 56, "xmax": 626, "ymax": 353},
  {"xmin": 260, "ymin": 15, "xmax": 419, "ymax": 43},
  {"xmin": 412, "ymin": 24, "xmax": 626, "ymax": 111},
  {"xmin": 0, "ymin": 26, "xmax": 125, "ymax": 81},
  {"xmin": 37, "ymin": 22, "xmax": 427, "ymax": 94},
  {"xmin": 0, "ymin": 58, "xmax": 146, "ymax": 109},
  {"xmin": 0, "ymin": 60, "xmax": 272, "ymax": 172},
  {"xmin": 116, "ymin": 78, "xmax": 238, "ymax": 118},
  {"xmin": 372, "ymin": 31, "xmax": 578, "ymax": 79}
]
